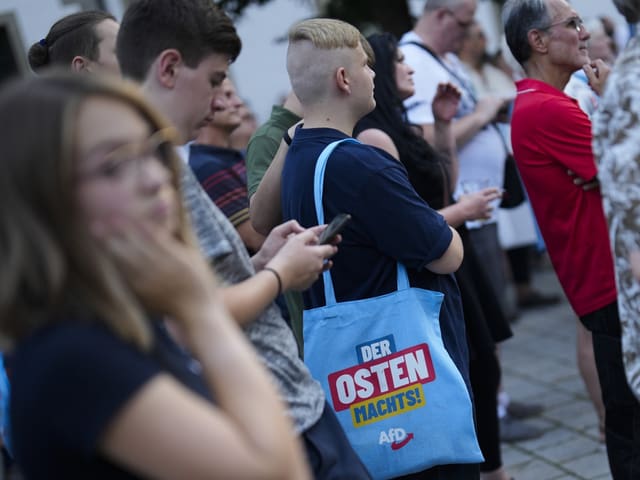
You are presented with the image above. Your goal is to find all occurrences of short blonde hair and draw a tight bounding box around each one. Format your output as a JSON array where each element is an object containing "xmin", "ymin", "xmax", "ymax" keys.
[
  {"xmin": 288, "ymin": 18, "xmax": 361, "ymax": 50},
  {"xmin": 287, "ymin": 18, "xmax": 365, "ymax": 106}
]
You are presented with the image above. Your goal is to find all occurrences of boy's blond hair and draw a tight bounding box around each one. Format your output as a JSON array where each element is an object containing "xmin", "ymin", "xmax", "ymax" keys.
[
  {"xmin": 288, "ymin": 18, "xmax": 362, "ymax": 50},
  {"xmin": 286, "ymin": 18, "xmax": 367, "ymax": 107}
]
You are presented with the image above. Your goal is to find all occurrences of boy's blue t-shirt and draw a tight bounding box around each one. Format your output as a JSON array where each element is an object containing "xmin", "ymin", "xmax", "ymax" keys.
[{"xmin": 281, "ymin": 127, "xmax": 470, "ymax": 387}]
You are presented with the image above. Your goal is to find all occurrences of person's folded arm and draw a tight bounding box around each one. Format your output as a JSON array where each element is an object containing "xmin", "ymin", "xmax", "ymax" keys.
[{"xmin": 425, "ymin": 226, "xmax": 463, "ymax": 274}]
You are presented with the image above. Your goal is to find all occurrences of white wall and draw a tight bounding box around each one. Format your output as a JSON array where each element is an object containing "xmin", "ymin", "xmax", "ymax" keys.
[
  {"xmin": 228, "ymin": 0, "xmax": 316, "ymax": 123},
  {"xmin": 0, "ymin": 0, "xmax": 126, "ymax": 76},
  {"xmin": 1, "ymin": 0, "xmax": 77, "ymax": 56},
  {"xmin": 103, "ymin": 0, "xmax": 125, "ymax": 21}
]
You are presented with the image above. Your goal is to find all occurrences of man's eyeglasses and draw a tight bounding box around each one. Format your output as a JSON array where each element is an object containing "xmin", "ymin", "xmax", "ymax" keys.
[
  {"xmin": 79, "ymin": 127, "xmax": 178, "ymax": 181},
  {"xmin": 541, "ymin": 16, "xmax": 585, "ymax": 34},
  {"xmin": 445, "ymin": 9, "xmax": 473, "ymax": 29}
]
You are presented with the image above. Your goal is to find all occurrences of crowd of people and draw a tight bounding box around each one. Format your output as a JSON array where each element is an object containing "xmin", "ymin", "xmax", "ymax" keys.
[{"xmin": 1, "ymin": 0, "xmax": 640, "ymax": 478}]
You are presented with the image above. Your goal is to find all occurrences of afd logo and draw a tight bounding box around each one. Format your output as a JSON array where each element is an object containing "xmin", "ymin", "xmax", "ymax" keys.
[{"xmin": 378, "ymin": 428, "xmax": 414, "ymax": 450}]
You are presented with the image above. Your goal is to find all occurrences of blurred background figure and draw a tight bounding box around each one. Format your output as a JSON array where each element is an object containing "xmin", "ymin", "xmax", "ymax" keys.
[
  {"xmin": 458, "ymin": 20, "xmax": 559, "ymax": 316},
  {"xmin": 190, "ymin": 78, "xmax": 266, "ymax": 254},
  {"xmin": 27, "ymin": 10, "xmax": 120, "ymax": 75},
  {"xmin": 229, "ymin": 100, "xmax": 258, "ymax": 152},
  {"xmin": 457, "ymin": 20, "xmax": 516, "ymax": 100},
  {"xmin": 599, "ymin": 15, "xmax": 620, "ymax": 56},
  {"xmin": 565, "ymin": 17, "xmax": 617, "ymax": 118},
  {"xmin": 458, "ymin": 19, "xmax": 559, "ymax": 315}
]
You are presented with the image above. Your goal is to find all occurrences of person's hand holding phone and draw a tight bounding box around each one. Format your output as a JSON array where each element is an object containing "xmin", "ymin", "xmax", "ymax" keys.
[
  {"xmin": 318, "ymin": 213, "xmax": 351, "ymax": 244},
  {"xmin": 264, "ymin": 224, "xmax": 339, "ymax": 292}
]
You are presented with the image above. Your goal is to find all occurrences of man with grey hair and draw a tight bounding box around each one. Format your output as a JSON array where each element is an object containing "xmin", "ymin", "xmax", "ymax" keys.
[
  {"xmin": 504, "ymin": 1, "xmax": 640, "ymax": 478},
  {"xmin": 593, "ymin": 0, "xmax": 640, "ymax": 468}
]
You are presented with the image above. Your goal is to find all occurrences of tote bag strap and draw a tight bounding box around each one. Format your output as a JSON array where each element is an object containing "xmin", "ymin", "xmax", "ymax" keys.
[
  {"xmin": 313, "ymin": 139, "xmax": 410, "ymax": 305},
  {"xmin": 313, "ymin": 139, "xmax": 357, "ymax": 225}
]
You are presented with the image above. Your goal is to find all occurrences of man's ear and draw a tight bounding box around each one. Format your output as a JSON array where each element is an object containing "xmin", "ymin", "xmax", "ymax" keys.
[
  {"xmin": 156, "ymin": 49, "xmax": 182, "ymax": 88},
  {"xmin": 336, "ymin": 66, "xmax": 350, "ymax": 94},
  {"xmin": 434, "ymin": 7, "xmax": 449, "ymax": 23},
  {"xmin": 528, "ymin": 29, "xmax": 548, "ymax": 55},
  {"xmin": 71, "ymin": 56, "xmax": 91, "ymax": 73}
]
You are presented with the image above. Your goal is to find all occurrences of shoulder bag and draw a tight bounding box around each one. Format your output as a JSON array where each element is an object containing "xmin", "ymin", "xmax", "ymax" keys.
[{"xmin": 303, "ymin": 139, "xmax": 483, "ymax": 479}]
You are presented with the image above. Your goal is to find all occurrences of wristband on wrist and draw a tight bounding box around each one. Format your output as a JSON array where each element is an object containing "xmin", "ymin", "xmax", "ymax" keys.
[
  {"xmin": 283, "ymin": 130, "xmax": 293, "ymax": 146},
  {"xmin": 263, "ymin": 267, "xmax": 283, "ymax": 296}
]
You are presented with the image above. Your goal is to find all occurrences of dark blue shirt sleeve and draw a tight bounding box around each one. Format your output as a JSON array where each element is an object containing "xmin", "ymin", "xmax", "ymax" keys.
[{"xmin": 356, "ymin": 162, "xmax": 453, "ymax": 270}]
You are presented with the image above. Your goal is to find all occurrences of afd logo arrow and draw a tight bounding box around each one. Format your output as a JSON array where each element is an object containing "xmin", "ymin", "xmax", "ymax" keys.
[{"xmin": 391, "ymin": 432, "xmax": 414, "ymax": 450}]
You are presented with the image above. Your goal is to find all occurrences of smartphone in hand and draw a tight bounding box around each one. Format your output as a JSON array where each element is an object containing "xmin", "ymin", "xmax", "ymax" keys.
[{"xmin": 318, "ymin": 213, "xmax": 351, "ymax": 245}]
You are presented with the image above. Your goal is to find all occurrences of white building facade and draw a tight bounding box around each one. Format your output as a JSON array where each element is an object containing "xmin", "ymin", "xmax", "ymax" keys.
[{"xmin": 0, "ymin": 0, "xmax": 629, "ymax": 121}]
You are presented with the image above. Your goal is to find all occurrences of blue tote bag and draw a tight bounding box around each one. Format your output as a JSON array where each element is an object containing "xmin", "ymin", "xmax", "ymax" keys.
[{"xmin": 303, "ymin": 139, "xmax": 483, "ymax": 479}]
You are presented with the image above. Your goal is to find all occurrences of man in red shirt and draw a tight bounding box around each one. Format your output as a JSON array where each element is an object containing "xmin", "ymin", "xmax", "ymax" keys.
[{"xmin": 503, "ymin": 0, "xmax": 640, "ymax": 478}]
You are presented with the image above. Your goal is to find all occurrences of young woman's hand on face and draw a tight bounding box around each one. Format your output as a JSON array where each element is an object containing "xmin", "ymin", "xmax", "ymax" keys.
[
  {"xmin": 92, "ymin": 218, "xmax": 313, "ymax": 480},
  {"xmin": 432, "ymin": 82, "xmax": 461, "ymax": 124},
  {"xmin": 91, "ymin": 216, "xmax": 219, "ymax": 322}
]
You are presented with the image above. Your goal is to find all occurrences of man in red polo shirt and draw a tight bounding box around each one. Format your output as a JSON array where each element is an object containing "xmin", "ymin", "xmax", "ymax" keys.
[{"xmin": 503, "ymin": 0, "xmax": 640, "ymax": 478}]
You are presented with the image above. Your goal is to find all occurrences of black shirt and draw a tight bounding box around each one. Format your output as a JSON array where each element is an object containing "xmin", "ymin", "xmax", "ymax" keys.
[{"xmin": 10, "ymin": 320, "xmax": 210, "ymax": 479}]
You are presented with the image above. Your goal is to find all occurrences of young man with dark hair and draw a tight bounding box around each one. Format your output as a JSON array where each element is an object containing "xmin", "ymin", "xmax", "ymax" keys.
[
  {"xmin": 116, "ymin": 0, "xmax": 240, "ymax": 142},
  {"xmin": 116, "ymin": 0, "xmax": 240, "ymax": 84},
  {"xmin": 116, "ymin": 1, "xmax": 369, "ymax": 477}
]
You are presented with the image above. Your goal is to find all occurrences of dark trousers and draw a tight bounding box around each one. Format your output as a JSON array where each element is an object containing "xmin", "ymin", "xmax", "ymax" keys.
[
  {"xmin": 468, "ymin": 224, "xmax": 510, "ymax": 317},
  {"xmin": 506, "ymin": 245, "xmax": 531, "ymax": 285},
  {"xmin": 303, "ymin": 402, "xmax": 371, "ymax": 479},
  {"xmin": 393, "ymin": 463, "xmax": 479, "ymax": 479},
  {"xmin": 580, "ymin": 302, "xmax": 640, "ymax": 480},
  {"xmin": 470, "ymin": 350, "xmax": 502, "ymax": 472}
]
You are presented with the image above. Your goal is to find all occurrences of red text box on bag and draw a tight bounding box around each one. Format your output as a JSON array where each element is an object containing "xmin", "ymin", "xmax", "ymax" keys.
[{"xmin": 328, "ymin": 344, "xmax": 436, "ymax": 427}]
